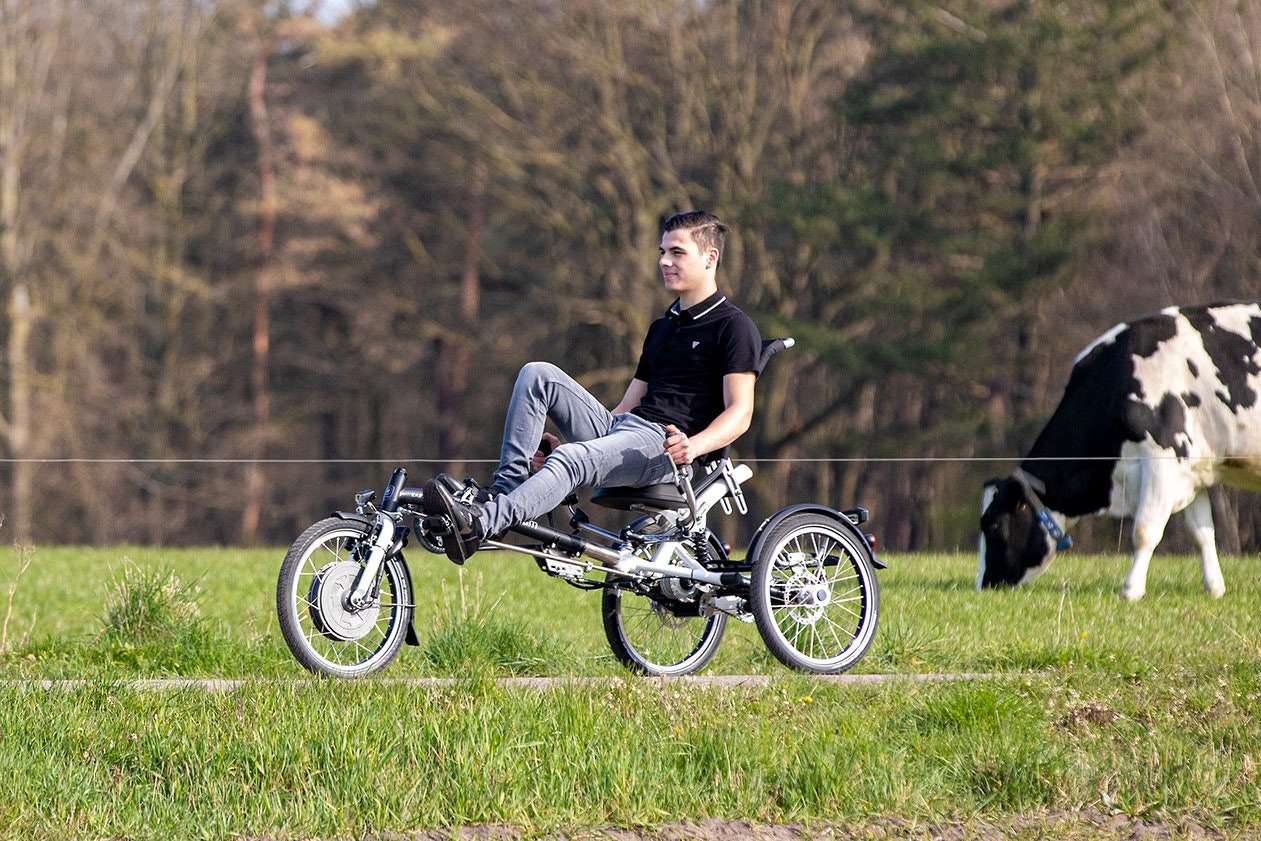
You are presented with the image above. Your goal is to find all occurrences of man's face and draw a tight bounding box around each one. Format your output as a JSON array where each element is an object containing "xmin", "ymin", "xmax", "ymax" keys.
[{"xmin": 659, "ymin": 228, "xmax": 715, "ymax": 299}]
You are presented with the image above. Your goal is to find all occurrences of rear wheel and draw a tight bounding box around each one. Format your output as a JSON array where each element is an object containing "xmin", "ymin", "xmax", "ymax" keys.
[
  {"xmin": 749, "ymin": 512, "xmax": 879, "ymax": 673},
  {"xmin": 277, "ymin": 517, "xmax": 413, "ymax": 678},
  {"xmin": 601, "ymin": 531, "xmax": 728, "ymax": 676}
]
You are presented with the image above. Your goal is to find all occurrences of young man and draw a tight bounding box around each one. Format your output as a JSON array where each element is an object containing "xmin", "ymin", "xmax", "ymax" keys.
[{"xmin": 423, "ymin": 210, "xmax": 762, "ymax": 563}]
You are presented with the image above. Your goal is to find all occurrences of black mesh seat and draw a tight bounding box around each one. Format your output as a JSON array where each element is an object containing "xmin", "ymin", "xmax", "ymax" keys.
[
  {"xmin": 590, "ymin": 337, "xmax": 793, "ymax": 512},
  {"xmin": 590, "ymin": 457, "xmax": 724, "ymax": 511},
  {"xmin": 589, "ymin": 482, "xmax": 687, "ymax": 511}
]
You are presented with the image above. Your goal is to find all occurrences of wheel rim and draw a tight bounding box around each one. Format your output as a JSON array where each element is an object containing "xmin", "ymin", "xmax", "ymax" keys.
[
  {"xmin": 609, "ymin": 586, "xmax": 722, "ymax": 675},
  {"xmin": 285, "ymin": 526, "xmax": 407, "ymax": 674},
  {"xmin": 762, "ymin": 524, "xmax": 874, "ymax": 668}
]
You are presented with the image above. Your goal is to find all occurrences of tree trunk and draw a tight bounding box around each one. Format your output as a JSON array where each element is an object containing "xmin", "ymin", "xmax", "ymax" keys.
[
  {"xmin": 4, "ymin": 285, "xmax": 31, "ymax": 543},
  {"xmin": 0, "ymin": 27, "xmax": 32, "ymax": 542},
  {"xmin": 242, "ymin": 42, "xmax": 276, "ymax": 543},
  {"xmin": 437, "ymin": 160, "xmax": 485, "ymax": 476}
]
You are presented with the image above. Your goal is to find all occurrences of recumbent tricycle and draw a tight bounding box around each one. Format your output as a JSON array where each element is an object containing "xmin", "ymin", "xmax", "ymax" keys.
[{"xmin": 276, "ymin": 338, "xmax": 884, "ymax": 677}]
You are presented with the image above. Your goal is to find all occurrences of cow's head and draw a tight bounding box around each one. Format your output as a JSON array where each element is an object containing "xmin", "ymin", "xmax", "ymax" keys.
[{"xmin": 977, "ymin": 476, "xmax": 1057, "ymax": 589}]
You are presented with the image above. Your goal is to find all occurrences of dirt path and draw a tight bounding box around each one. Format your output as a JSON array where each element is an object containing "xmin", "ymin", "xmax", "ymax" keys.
[
  {"xmin": 389, "ymin": 813, "xmax": 1244, "ymax": 841},
  {"xmin": 17, "ymin": 673, "xmax": 1001, "ymax": 691}
]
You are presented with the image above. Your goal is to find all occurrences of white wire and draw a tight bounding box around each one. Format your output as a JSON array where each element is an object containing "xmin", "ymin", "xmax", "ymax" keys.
[{"xmin": 0, "ymin": 455, "xmax": 1256, "ymax": 465}]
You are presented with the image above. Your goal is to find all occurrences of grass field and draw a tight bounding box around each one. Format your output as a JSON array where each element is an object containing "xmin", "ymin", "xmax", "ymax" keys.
[{"xmin": 1, "ymin": 541, "xmax": 1259, "ymax": 839}]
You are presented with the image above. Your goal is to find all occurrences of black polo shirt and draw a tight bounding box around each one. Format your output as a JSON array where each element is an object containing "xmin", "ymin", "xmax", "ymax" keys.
[{"xmin": 631, "ymin": 291, "xmax": 762, "ymax": 436}]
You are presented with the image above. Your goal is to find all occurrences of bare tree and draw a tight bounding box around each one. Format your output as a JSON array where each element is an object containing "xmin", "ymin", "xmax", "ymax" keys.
[
  {"xmin": 242, "ymin": 35, "xmax": 278, "ymax": 543},
  {"xmin": 236, "ymin": 6, "xmax": 322, "ymax": 542},
  {"xmin": 0, "ymin": 2, "xmax": 67, "ymax": 542}
]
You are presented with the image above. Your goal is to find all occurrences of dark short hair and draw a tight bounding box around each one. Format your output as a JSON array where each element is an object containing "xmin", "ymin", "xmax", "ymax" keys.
[{"xmin": 662, "ymin": 211, "xmax": 729, "ymax": 265}]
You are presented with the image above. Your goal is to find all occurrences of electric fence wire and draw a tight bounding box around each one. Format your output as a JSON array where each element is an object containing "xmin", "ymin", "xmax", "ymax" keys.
[{"xmin": 0, "ymin": 455, "xmax": 1256, "ymax": 465}]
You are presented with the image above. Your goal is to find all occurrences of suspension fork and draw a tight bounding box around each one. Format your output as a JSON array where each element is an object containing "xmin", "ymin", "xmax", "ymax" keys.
[
  {"xmin": 345, "ymin": 513, "xmax": 399, "ymax": 610},
  {"xmin": 346, "ymin": 468, "xmax": 407, "ymax": 610}
]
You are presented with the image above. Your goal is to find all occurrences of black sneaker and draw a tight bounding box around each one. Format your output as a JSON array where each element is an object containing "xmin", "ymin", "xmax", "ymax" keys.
[{"xmin": 423, "ymin": 477, "xmax": 485, "ymax": 565}]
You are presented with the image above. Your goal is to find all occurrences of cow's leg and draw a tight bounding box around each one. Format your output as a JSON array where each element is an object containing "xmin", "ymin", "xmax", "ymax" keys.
[
  {"xmin": 1182, "ymin": 491, "xmax": 1225, "ymax": 598},
  {"xmin": 1120, "ymin": 542, "xmax": 1159, "ymax": 601},
  {"xmin": 1121, "ymin": 468, "xmax": 1175, "ymax": 601}
]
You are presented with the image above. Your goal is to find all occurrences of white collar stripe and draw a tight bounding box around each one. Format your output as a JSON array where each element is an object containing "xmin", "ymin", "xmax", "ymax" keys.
[
  {"xmin": 674, "ymin": 295, "xmax": 725, "ymax": 319},
  {"xmin": 696, "ymin": 295, "xmax": 726, "ymax": 319},
  {"xmin": 669, "ymin": 295, "xmax": 726, "ymax": 321}
]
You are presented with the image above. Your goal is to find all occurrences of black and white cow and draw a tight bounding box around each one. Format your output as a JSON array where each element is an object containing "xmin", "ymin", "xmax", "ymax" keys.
[{"xmin": 979, "ymin": 301, "xmax": 1261, "ymax": 599}]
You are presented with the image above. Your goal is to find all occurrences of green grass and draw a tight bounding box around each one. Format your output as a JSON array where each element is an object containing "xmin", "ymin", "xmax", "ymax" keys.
[{"xmin": 1, "ymin": 544, "xmax": 1260, "ymax": 838}]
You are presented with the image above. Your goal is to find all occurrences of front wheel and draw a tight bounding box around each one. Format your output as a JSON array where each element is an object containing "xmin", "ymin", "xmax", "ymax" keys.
[
  {"xmin": 277, "ymin": 517, "xmax": 414, "ymax": 678},
  {"xmin": 749, "ymin": 512, "xmax": 879, "ymax": 673}
]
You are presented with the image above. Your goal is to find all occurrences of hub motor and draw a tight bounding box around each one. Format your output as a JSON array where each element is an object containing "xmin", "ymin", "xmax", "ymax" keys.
[{"xmin": 307, "ymin": 561, "xmax": 379, "ymax": 642}]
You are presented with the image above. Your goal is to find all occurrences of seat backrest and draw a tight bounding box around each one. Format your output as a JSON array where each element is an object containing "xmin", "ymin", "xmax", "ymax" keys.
[{"xmin": 757, "ymin": 337, "xmax": 795, "ymax": 374}]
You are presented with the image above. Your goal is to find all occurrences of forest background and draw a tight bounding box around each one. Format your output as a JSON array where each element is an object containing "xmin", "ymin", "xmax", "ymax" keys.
[{"xmin": 1, "ymin": 0, "xmax": 1259, "ymax": 553}]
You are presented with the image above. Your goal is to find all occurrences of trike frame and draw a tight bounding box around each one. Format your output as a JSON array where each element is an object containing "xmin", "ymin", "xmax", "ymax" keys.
[{"xmin": 276, "ymin": 452, "xmax": 884, "ymax": 679}]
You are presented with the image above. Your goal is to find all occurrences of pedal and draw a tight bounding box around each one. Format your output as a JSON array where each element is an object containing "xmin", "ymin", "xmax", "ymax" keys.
[
  {"xmin": 843, "ymin": 507, "xmax": 869, "ymax": 525},
  {"xmin": 422, "ymin": 514, "xmax": 454, "ymax": 535}
]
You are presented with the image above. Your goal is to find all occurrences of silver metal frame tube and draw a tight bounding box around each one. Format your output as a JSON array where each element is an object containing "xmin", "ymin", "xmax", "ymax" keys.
[{"xmin": 618, "ymin": 556, "xmax": 726, "ymax": 586}]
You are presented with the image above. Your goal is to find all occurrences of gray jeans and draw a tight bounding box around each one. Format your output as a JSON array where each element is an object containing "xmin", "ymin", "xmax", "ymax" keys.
[{"xmin": 480, "ymin": 362, "xmax": 675, "ymax": 536}]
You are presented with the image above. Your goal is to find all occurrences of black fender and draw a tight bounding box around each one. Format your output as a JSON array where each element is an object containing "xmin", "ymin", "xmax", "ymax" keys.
[
  {"xmin": 329, "ymin": 510, "xmax": 421, "ymax": 647},
  {"xmin": 746, "ymin": 503, "xmax": 887, "ymax": 570},
  {"xmin": 395, "ymin": 556, "xmax": 421, "ymax": 647},
  {"xmin": 330, "ymin": 510, "xmax": 374, "ymax": 528}
]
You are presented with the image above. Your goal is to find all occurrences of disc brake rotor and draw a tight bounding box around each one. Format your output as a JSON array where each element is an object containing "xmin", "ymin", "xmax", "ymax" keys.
[
  {"xmin": 308, "ymin": 560, "xmax": 380, "ymax": 642},
  {"xmin": 779, "ymin": 563, "xmax": 831, "ymax": 627}
]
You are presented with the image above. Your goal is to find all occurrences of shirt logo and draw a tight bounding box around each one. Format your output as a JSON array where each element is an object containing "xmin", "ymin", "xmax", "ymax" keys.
[{"xmin": 692, "ymin": 341, "xmax": 700, "ymax": 349}]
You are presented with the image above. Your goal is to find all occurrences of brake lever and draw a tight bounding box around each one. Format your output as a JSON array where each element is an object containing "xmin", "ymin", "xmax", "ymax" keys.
[
  {"xmin": 672, "ymin": 461, "xmax": 691, "ymax": 490},
  {"xmin": 672, "ymin": 462, "xmax": 699, "ymax": 524}
]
